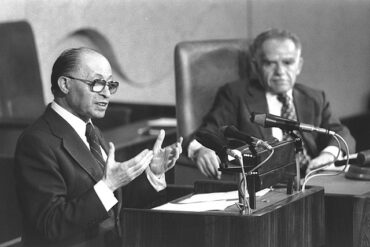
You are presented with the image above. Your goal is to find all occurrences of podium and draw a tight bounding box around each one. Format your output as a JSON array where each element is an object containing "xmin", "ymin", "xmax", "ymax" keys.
[{"xmin": 121, "ymin": 181, "xmax": 325, "ymax": 247}]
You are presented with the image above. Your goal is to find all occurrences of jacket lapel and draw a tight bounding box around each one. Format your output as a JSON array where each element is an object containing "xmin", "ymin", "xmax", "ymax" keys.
[
  {"xmin": 293, "ymin": 87, "xmax": 317, "ymax": 154},
  {"xmin": 244, "ymin": 80, "xmax": 272, "ymax": 139},
  {"xmin": 293, "ymin": 88, "xmax": 314, "ymax": 124},
  {"xmin": 43, "ymin": 106, "xmax": 104, "ymax": 182}
]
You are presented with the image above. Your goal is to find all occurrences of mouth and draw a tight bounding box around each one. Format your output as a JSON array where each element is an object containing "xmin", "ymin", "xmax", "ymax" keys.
[
  {"xmin": 272, "ymin": 77, "xmax": 287, "ymax": 82},
  {"xmin": 96, "ymin": 102, "xmax": 109, "ymax": 108}
]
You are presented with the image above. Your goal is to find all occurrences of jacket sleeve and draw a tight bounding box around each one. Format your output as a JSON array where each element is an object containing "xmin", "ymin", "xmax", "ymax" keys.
[{"xmin": 317, "ymin": 90, "xmax": 356, "ymax": 155}]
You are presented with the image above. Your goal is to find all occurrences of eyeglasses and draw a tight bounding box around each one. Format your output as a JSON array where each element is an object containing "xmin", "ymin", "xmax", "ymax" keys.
[{"xmin": 64, "ymin": 75, "xmax": 119, "ymax": 94}]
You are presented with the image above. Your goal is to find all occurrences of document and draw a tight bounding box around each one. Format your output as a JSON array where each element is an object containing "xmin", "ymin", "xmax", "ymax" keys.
[{"xmin": 153, "ymin": 189, "xmax": 270, "ymax": 212}]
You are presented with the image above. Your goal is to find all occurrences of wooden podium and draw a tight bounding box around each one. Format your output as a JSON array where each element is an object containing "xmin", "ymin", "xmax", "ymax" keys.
[{"xmin": 120, "ymin": 181, "xmax": 325, "ymax": 247}]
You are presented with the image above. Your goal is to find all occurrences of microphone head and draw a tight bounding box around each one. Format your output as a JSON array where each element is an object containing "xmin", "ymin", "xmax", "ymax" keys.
[
  {"xmin": 250, "ymin": 112, "xmax": 266, "ymax": 127},
  {"xmin": 195, "ymin": 130, "xmax": 227, "ymax": 157},
  {"xmin": 220, "ymin": 125, "xmax": 238, "ymax": 136},
  {"xmin": 357, "ymin": 150, "xmax": 370, "ymax": 166}
]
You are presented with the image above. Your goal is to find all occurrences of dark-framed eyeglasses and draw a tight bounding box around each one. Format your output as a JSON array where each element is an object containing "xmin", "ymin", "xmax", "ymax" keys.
[{"xmin": 64, "ymin": 75, "xmax": 119, "ymax": 94}]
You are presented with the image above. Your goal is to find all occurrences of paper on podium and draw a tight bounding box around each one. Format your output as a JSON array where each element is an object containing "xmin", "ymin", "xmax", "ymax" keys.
[{"xmin": 153, "ymin": 189, "xmax": 270, "ymax": 212}]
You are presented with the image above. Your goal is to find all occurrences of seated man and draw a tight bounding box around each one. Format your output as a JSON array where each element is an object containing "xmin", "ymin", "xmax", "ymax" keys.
[
  {"xmin": 14, "ymin": 47, "xmax": 182, "ymax": 247},
  {"xmin": 187, "ymin": 28, "xmax": 355, "ymax": 179}
]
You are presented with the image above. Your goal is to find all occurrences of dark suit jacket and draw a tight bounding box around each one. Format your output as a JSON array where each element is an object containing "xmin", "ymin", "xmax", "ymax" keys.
[
  {"xmin": 195, "ymin": 79, "xmax": 356, "ymax": 157},
  {"xmin": 14, "ymin": 106, "xmax": 165, "ymax": 247}
]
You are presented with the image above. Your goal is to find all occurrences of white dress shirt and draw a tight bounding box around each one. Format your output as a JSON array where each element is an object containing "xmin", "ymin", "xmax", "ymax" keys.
[{"xmin": 51, "ymin": 101, "xmax": 166, "ymax": 212}]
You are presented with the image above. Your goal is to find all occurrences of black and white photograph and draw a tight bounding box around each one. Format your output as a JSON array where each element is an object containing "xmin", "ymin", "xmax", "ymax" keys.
[{"xmin": 0, "ymin": 0, "xmax": 369, "ymax": 246}]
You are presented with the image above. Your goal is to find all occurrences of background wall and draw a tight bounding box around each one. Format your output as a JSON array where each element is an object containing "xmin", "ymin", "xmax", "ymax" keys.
[
  {"xmin": 0, "ymin": 0, "xmax": 369, "ymax": 118},
  {"xmin": 0, "ymin": 0, "xmax": 248, "ymax": 106}
]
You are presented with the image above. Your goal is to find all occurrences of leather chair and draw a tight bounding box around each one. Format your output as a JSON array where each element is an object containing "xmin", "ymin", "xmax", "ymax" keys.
[
  {"xmin": 0, "ymin": 21, "xmax": 45, "ymax": 159},
  {"xmin": 0, "ymin": 21, "xmax": 44, "ymax": 123},
  {"xmin": 174, "ymin": 39, "xmax": 253, "ymax": 184}
]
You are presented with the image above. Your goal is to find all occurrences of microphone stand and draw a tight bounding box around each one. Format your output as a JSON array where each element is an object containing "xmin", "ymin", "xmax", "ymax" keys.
[
  {"xmin": 234, "ymin": 152, "xmax": 251, "ymax": 215},
  {"xmin": 288, "ymin": 131, "xmax": 303, "ymax": 192}
]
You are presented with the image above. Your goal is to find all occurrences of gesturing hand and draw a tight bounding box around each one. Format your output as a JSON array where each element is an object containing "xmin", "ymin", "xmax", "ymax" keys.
[
  {"xmin": 150, "ymin": 129, "xmax": 183, "ymax": 175},
  {"xmin": 102, "ymin": 142, "xmax": 153, "ymax": 191}
]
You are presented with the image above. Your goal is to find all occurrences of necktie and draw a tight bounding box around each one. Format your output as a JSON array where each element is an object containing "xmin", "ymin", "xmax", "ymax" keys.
[
  {"xmin": 277, "ymin": 93, "xmax": 297, "ymax": 140},
  {"xmin": 85, "ymin": 122, "xmax": 105, "ymax": 170},
  {"xmin": 86, "ymin": 123, "xmax": 122, "ymax": 241},
  {"xmin": 277, "ymin": 93, "xmax": 311, "ymax": 168}
]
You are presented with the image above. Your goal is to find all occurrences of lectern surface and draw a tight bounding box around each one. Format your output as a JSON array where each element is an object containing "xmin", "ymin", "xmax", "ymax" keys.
[{"xmin": 306, "ymin": 172, "xmax": 370, "ymax": 195}]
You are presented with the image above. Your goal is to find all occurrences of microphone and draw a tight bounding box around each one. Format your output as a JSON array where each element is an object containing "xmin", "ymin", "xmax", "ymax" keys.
[
  {"xmin": 220, "ymin": 125, "xmax": 273, "ymax": 150},
  {"xmin": 195, "ymin": 130, "xmax": 241, "ymax": 159},
  {"xmin": 334, "ymin": 150, "xmax": 370, "ymax": 167},
  {"xmin": 250, "ymin": 112, "xmax": 335, "ymax": 136}
]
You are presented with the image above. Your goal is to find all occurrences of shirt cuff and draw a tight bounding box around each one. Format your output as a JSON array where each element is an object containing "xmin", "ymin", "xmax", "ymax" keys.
[
  {"xmin": 321, "ymin": 145, "xmax": 342, "ymax": 159},
  {"xmin": 94, "ymin": 180, "xmax": 118, "ymax": 211},
  {"xmin": 146, "ymin": 166, "xmax": 166, "ymax": 192},
  {"xmin": 188, "ymin": 139, "xmax": 203, "ymax": 160}
]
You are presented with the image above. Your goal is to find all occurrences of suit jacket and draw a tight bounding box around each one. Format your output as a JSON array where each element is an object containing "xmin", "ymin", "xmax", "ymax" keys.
[
  {"xmin": 195, "ymin": 78, "xmax": 356, "ymax": 158},
  {"xmin": 14, "ymin": 106, "xmax": 165, "ymax": 247}
]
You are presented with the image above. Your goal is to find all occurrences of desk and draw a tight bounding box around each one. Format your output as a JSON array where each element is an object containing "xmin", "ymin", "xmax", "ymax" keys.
[
  {"xmin": 121, "ymin": 181, "xmax": 325, "ymax": 247},
  {"xmin": 307, "ymin": 173, "xmax": 370, "ymax": 247}
]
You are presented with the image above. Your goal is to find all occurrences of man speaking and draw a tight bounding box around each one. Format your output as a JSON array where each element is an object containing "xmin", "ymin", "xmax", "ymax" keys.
[{"xmin": 15, "ymin": 47, "xmax": 182, "ymax": 247}]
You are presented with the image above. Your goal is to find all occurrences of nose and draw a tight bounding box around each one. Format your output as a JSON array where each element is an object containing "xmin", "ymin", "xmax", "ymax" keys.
[
  {"xmin": 274, "ymin": 62, "xmax": 284, "ymax": 75},
  {"xmin": 275, "ymin": 64, "xmax": 283, "ymax": 75}
]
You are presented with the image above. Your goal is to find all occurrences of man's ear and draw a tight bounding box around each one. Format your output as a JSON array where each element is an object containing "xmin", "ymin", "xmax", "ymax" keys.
[
  {"xmin": 250, "ymin": 58, "xmax": 261, "ymax": 79},
  {"xmin": 250, "ymin": 58, "xmax": 258, "ymax": 76},
  {"xmin": 297, "ymin": 57, "xmax": 304, "ymax": 75},
  {"xmin": 57, "ymin": 76, "xmax": 69, "ymax": 94}
]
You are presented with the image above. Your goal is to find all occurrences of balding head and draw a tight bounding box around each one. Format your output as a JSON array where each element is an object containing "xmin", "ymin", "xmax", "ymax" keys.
[{"xmin": 51, "ymin": 47, "xmax": 106, "ymax": 97}]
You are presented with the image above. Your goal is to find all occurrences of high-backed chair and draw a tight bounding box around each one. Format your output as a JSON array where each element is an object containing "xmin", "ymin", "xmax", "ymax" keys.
[
  {"xmin": 0, "ymin": 21, "xmax": 45, "ymax": 158},
  {"xmin": 0, "ymin": 21, "xmax": 44, "ymax": 123},
  {"xmin": 174, "ymin": 39, "xmax": 252, "ymax": 184}
]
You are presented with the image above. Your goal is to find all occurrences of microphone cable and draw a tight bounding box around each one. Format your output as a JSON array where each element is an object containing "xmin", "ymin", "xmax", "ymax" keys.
[
  {"xmin": 248, "ymin": 148, "xmax": 275, "ymax": 173},
  {"xmin": 232, "ymin": 150, "xmax": 251, "ymax": 215},
  {"xmin": 302, "ymin": 133, "xmax": 350, "ymax": 191},
  {"xmin": 233, "ymin": 142, "xmax": 274, "ymax": 214}
]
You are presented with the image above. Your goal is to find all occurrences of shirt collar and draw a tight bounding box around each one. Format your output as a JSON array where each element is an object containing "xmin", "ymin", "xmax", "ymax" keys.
[
  {"xmin": 266, "ymin": 89, "xmax": 293, "ymax": 99},
  {"xmin": 51, "ymin": 101, "xmax": 89, "ymax": 140}
]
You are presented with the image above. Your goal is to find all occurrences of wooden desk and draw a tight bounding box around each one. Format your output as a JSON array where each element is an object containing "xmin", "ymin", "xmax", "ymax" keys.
[
  {"xmin": 121, "ymin": 182, "xmax": 325, "ymax": 247},
  {"xmin": 307, "ymin": 172, "xmax": 370, "ymax": 247}
]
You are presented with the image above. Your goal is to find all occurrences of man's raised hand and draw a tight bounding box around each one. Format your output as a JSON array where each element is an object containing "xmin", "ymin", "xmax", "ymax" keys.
[
  {"xmin": 103, "ymin": 142, "xmax": 153, "ymax": 191},
  {"xmin": 150, "ymin": 129, "xmax": 183, "ymax": 175}
]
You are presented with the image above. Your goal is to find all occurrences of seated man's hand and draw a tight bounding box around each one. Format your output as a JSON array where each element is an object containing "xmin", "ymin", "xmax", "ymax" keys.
[
  {"xmin": 194, "ymin": 146, "xmax": 221, "ymax": 179},
  {"xmin": 103, "ymin": 142, "xmax": 153, "ymax": 191},
  {"xmin": 306, "ymin": 152, "xmax": 336, "ymax": 174},
  {"xmin": 150, "ymin": 130, "xmax": 183, "ymax": 175}
]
